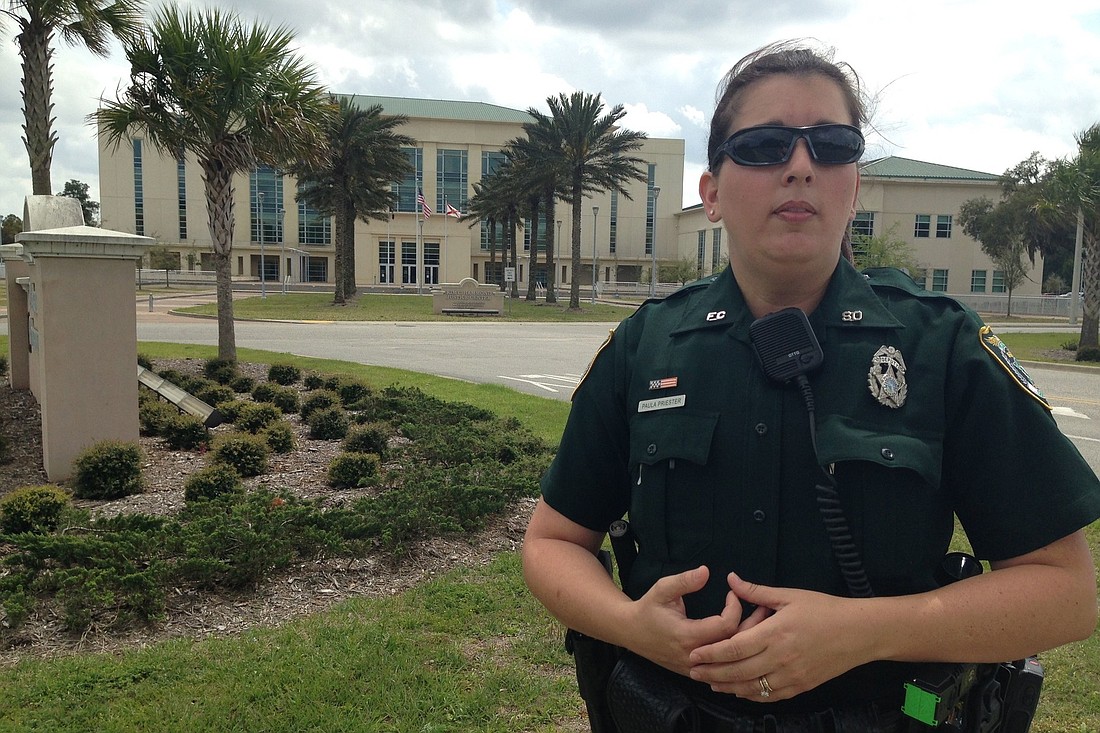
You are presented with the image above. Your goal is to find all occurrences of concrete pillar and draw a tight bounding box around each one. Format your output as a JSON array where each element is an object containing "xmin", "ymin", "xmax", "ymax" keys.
[
  {"xmin": 16, "ymin": 224, "xmax": 152, "ymax": 481},
  {"xmin": 1, "ymin": 245, "xmax": 30, "ymax": 389}
]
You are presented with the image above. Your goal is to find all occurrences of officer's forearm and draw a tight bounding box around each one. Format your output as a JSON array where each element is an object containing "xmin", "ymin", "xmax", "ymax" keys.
[{"xmin": 867, "ymin": 531, "xmax": 1096, "ymax": 664}]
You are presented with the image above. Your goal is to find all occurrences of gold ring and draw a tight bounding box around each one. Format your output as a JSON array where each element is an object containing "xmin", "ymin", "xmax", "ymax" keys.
[{"xmin": 759, "ymin": 675, "xmax": 773, "ymax": 698}]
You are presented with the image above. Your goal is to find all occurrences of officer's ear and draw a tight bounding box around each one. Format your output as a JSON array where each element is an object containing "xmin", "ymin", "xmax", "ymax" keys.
[{"xmin": 699, "ymin": 170, "xmax": 721, "ymax": 223}]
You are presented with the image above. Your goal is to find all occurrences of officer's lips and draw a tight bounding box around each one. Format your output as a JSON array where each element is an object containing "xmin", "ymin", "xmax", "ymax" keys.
[{"xmin": 774, "ymin": 200, "xmax": 816, "ymax": 223}]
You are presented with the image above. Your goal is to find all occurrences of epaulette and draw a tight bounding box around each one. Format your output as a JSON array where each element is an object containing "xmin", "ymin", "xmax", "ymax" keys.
[
  {"xmin": 862, "ymin": 267, "xmax": 962, "ymax": 305},
  {"xmin": 644, "ymin": 273, "xmax": 720, "ymax": 306}
]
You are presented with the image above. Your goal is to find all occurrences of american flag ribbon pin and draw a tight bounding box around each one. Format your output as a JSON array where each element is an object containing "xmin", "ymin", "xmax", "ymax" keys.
[{"xmin": 648, "ymin": 377, "xmax": 678, "ymax": 390}]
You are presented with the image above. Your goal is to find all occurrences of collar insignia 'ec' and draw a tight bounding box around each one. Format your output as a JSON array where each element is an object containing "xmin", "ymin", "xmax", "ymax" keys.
[
  {"xmin": 868, "ymin": 345, "xmax": 907, "ymax": 409},
  {"xmin": 979, "ymin": 326, "xmax": 1050, "ymax": 410}
]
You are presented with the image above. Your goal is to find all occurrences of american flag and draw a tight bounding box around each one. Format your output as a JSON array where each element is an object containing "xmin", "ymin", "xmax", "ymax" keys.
[
  {"xmin": 417, "ymin": 188, "xmax": 433, "ymax": 218},
  {"xmin": 445, "ymin": 202, "xmax": 462, "ymax": 218},
  {"xmin": 648, "ymin": 376, "xmax": 678, "ymax": 390}
]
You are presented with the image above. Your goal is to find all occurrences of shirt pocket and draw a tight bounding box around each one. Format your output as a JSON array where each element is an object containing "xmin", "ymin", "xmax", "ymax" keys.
[
  {"xmin": 628, "ymin": 410, "xmax": 720, "ymax": 564},
  {"xmin": 816, "ymin": 415, "xmax": 950, "ymax": 594}
]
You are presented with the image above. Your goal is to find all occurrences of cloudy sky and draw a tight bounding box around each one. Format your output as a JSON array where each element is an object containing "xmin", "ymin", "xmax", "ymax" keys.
[{"xmin": 2, "ymin": 0, "xmax": 1099, "ymax": 221}]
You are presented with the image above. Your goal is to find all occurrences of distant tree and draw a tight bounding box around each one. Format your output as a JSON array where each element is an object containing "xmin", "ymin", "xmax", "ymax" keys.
[
  {"xmin": 1, "ymin": 214, "xmax": 23, "ymax": 244},
  {"xmin": 958, "ymin": 198, "xmax": 1031, "ymax": 316},
  {"xmin": 1, "ymin": 0, "xmax": 145, "ymax": 195},
  {"xmin": 657, "ymin": 257, "xmax": 699, "ymax": 285},
  {"xmin": 57, "ymin": 179, "xmax": 100, "ymax": 225},
  {"xmin": 852, "ymin": 223, "xmax": 924, "ymax": 278},
  {"xmin": 148, "ymin": 245, "xmax": 178, "ymax": 287}
]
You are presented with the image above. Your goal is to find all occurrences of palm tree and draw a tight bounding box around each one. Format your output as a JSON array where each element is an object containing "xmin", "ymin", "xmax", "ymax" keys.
[
  {"xmin": 291, "ymin": 96, "xmax": 414, "ymax": 305},
  {"xmin": 93, "ymin": 6, "xmax": 332, "ymax": 362},
  {"xmin": 2, "ymin": 0, "xmax": 144, "ymax": 196},
  {"xmin": 462, "ymin": 169, "xmax": 521, "ymax": 291},
  {"xmin": 506, "ymin": 111, "xmax": 566, "ymax": 302},
  {"xmin": 546, "ymin": 91, "xmax": 648, "ymax": 309}
]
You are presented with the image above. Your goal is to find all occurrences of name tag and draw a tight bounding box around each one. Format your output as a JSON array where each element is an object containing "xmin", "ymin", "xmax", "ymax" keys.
[{"xmin": 638, "ymin": 395, "xmax": 686, "ymax": 413}]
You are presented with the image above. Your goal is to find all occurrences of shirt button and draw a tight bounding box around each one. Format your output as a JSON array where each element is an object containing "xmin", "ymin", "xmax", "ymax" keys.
[
  {"xmin": 753, "ymin": 510, "xmax": 766, "ymax": 522},
  {"xmin": 646, "ymin": 443, "xmax": 657, "ymax": 456},
  {"xmin": 754, "ymin": 423, "xmax": 768, "ymax": 436},
  {"xmin": 881, "ymin": 448, "xmax": 895, "ymax": 461}
]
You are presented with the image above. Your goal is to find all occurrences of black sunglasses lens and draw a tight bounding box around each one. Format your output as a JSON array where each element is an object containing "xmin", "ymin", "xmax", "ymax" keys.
[
  {"xmin": 729, "ymin": 128, "xmax": 794, "ymax": 164},
  {"xmin": 808, "ymin": 127, "xmax": 864, "ymax": 163}
]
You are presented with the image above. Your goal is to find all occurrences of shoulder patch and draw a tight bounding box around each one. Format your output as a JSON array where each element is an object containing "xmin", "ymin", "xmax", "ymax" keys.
[
  {"xmin": 572, "ymin": 328, "xmax": 615, "ymax": 401},
  {"xmin": 979, "ymin": 326, "xmax": 1050, "ymax": 410}
]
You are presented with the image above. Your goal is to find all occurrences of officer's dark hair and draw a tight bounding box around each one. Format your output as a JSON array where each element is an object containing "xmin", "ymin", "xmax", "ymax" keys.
[{"xmin": 706, "ymin": 40, "xmax": 867, "ymax": 173}]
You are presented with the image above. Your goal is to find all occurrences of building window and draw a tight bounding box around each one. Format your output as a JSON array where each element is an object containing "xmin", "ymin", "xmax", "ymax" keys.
[
  {"xmin": 379, "ymin": 240, "xmax": 395, "ymax": 283},
  {"xmin": 401, "ymin": 241, "xmax": 417, "ymax": 284},
  {"xmin": 176, "ymin": 157, "xmax": 187, "ymax": 240},
  {"xmin": 971, "ymin": 270, "xmax": 987, "ymax": 292},
  {"xmin": 936, "ymin": 214, "xmax": 953, "ymax": 238},
  {"xmin": 644, "ymin": 164, "xmax": 657, "ymax": 256},
  {"xmin": 132, "ymin": 139, "xmax": 144, "ymax": 236},
  {"xmin": 479, "ymin": 151, "xmax": 507, "ymax": 249},
  {"xmin": 697, "ymin": 230, "xmax": 705, "ymax": 273},
  {"xmin": 393, "ymin": 148, "xmax": 423, "ymax": 213},
  {"xmin": 436, "ymin": 149, "xmax": 468, "ymax": 213},
  {"xmin": 306, "ymin": 256, "xmax": 328, "ymax": 283},
  {"xmin": 712, "ymin": 228, "xmax": 722, "ymax": 269},
  {"xmin": 298, "ymin": 199, "xmax": 331, "ymax": 245},
  {"xmin": 992, "ymin": 270, "xmax": 1006, "ymax": 293},
  {"xmin": 931, "ymin": 268, "xmax": 948, "ymax": 291},
  {"xmin": 609, "ymin": 190, "xmax": 618, "ymax": 254},
  {"xmin": 250, "ymin": 166, "xmax": 284, "ymax": 242},
  {"xmin": 523, "ymin": 213, "xmax": 549, "ymax": 251},
  {"xmin": 852, "ymin": 211, "xmax": 874, "ymax": 238},
  {"xmin": 914, "ymin": 214, "xmax": 931, "ymax": 238}
]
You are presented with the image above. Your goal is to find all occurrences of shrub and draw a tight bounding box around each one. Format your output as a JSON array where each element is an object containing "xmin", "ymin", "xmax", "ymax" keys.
[
  {"xmin": 236, "ymin": 402, "xmax": 283, "ymax": 434},
  {"xmin": 301, "ymin": 389, "xmax": 340, "ymax": 420},
  {"xmin": 139, "ymin": 398, "xmax": 178, "ymax": 437},
  {"xmin": 0, "ymin": 354, "xmax": 8, "ymax": 378},
  {"xmin": 216, "ymin": 399, "xmax": 250, "ymax": 424},
  {"xmin": 266, "ymin": 384, "xmax": 300, "ymax": 415},
  {"xmin": 137, "ymin": 353, "xmax": 154, "ymax": 370},
  {"xmin": 303, "ymin": 373, "xmax": 324, "ymax": 390},
  {"xmin": 267, "ymin": 363, "xmax": 301, "ymax": 386},
  {"xmin": 72, "ymin": 440, "xmax": 144, "ymax": 500},
  {"xmin": 335, "ymin": 378, "xmax": 372, "ymax": 407},
  {"xmin": 211, "ymin": 434, "xmax": 270, "ymax": 477},
  {"xmin": 162, "ymin": 414, "xmax": 209, "ymax": 450},
  {"xmin": 251, "ymin": 382, "xmax": 278, "ymax": 404},
  {"xmin": 203, "ymin": 358, "xmax": 237, "ymax": 385},
  {"xmin": 1076, "ymin": 346, "xmax": 1100, "ymax": 362},
  {"xmin": 344, "ymin": 422, "xmax": 390, "ymax": 457},
  {"xmin": 308, "ymin": 406, "xmax": 350, "ymax": 440},
  {"xmin": 229, "ymin": 375, "xmax": 255, "ymax": 393},
  {"xmin": 328, "ymin": 452, "xmax": 380, "ymax": 488},
  {"xmin": 183, "ymin": 464, "xmax": 244, "ymax": 503},
  {"xmin": 263, "ymin": 421, "xmax": 296, "ymax": 454},
  {"xmin": 0, "ymin": 484, "xmax": 70, "ymax": 533},
  {"xmin": 195, "ymin": 384, "xmax": 236, "ymax": 409},
  {"xmin": 1060, "ymin": 339, "xmax": 1079, "ymax": 352}
]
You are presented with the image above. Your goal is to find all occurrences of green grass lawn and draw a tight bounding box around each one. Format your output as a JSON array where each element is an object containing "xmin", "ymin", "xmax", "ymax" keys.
[{"xmin": 0, "ymin": 333, "xmax": 1096, "ymax": 731}]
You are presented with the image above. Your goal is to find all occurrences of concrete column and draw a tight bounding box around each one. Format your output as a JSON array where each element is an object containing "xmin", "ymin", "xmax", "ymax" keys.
[
  {"xmin": 1, "ymin": 245, "xmax": 30, "ymax": 389},
  {"xmin": 16, "ymin": 225, "xmax": 152, "ymax": 481}
]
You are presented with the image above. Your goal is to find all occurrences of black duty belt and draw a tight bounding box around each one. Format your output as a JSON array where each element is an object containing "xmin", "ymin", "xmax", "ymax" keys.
[{"xmin": 695, "ymin": 697, "xmax": 913, "ymax": 733}]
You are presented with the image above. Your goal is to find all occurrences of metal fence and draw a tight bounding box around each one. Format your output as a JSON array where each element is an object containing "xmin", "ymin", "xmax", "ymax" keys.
[
  {"xmin": 951, "ymin": 293, "xmax": 1075, "ymax": 318},
  {"xmin": 135, "ymin": 269, "xmax": 217, "ymax": 288}
]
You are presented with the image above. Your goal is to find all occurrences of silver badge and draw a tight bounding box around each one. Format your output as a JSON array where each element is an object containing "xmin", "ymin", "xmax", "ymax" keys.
[{"xmin": 868, "ymin": 345, "xmax": 907, "ymax": 409}]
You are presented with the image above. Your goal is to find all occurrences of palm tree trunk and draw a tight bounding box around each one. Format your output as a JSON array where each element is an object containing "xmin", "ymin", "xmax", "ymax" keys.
[
  {"xmin": 333, "ymin": 204, "xmax": 348, "ymax": 305},
  {"xmin": 569, "ymin": 184, "xmax": 583, "ymax": 309},
  {"xmin": 342, "ymin": 207, "xmax": 357, "ymax": 298},
  {"xmin": 201, "ymin": 159, "xmax": 238, "ymax": 362},
  {"xmin": 545, "ymin": 193, "xmax": 557, "ymax": 304},
  {"xmin": 509, "ymin": 209, "xmax": 519, "ymax": 299},
  {"xmin": 18, "ymin": 25, "xmax": 56, "ymax": 196},
  {"xmin": 1080, "ymin": 232, "xmax": 1099, "ymax": 348},
  {"xmin": 526, "ymin": 199, "xmax": 540, "ymax": 301}
]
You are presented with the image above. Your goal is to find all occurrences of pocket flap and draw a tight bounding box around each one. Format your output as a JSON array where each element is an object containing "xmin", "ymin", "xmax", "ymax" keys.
[{"xmin": 630, "ymin": 411, "xmax": 719, "ymax": 467}]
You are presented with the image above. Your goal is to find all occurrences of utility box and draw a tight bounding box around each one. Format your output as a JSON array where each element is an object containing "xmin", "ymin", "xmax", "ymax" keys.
[{"xmin": 12, "ymin": 224, "xmax": 153, "ymax": 481}]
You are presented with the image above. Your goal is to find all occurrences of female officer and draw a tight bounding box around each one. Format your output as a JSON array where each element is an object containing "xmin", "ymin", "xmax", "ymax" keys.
[{"xmin": 522, "ymin": 41, "xmax": 1100, "ymax": 732}]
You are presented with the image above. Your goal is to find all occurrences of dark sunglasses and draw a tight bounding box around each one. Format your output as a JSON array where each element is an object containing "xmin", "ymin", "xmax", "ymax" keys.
[{"xmin": 713, "ymin": 124, "xmax": 865, "ymax": 167}]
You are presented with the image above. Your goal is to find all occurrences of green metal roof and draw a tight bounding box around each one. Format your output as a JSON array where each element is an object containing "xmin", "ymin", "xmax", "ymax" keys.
[
  {"xmin": 338, "ymin": 94, "xmax": 534, "ymax": 124},
  {"xmin": 860, "ymin": 156, "xmax": 999, "ymax": 182}
]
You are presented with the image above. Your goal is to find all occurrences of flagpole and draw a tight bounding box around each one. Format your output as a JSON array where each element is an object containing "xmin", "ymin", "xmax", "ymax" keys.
[
  {"xmin": 416, "ymin": 181, "xmax": 422, "ymax": 296},
  {"xmin": 443, "ymin": 198, "xmax": 448, "ymax": 286}
]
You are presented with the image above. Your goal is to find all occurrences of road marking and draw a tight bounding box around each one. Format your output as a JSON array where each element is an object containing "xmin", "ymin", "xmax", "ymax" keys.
[
  {"xmin": 499, "ymin": 374, "xmax": 581, "ymax": 394},
  {"xmin": 1065, "ymin": 434, "xmax": 1100, "ymax": 443},
  {"xmin": 1051, "ymin": 406, "xmax": 1090, "ymax": 419}
]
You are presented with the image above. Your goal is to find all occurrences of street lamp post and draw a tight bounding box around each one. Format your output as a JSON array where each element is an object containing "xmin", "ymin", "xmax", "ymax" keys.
[
  {"xmin": 257, "ymin": 191, "xmax": 266, "ymax": 298},
  {"xmin": 650, "ymin": 186, "xmax": 661, "ymax": 298},
  {"xmin": 591, "ymin": 206, "xmax": 599, "ymax": 304},
  {"xmin": 278, "ymin": 206, "xmax": 286, "ymax": 294}
]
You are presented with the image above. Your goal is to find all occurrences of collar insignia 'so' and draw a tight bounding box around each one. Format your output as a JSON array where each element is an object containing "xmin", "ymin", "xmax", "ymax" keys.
[{"xmin": 868, "ymin": 345, "xmax": 907, "ymax": 409}]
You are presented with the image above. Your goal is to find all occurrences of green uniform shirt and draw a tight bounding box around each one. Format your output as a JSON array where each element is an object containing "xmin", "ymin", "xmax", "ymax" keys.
[{"xmin": 541, "ymin": 260, "xmax": 1100, "ymax": 712}]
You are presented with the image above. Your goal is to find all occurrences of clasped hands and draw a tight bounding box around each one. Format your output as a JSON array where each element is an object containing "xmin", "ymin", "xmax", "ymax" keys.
[{"xmin": 626, "ymin": 565, "xmax": 870, "ymax": 701}]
